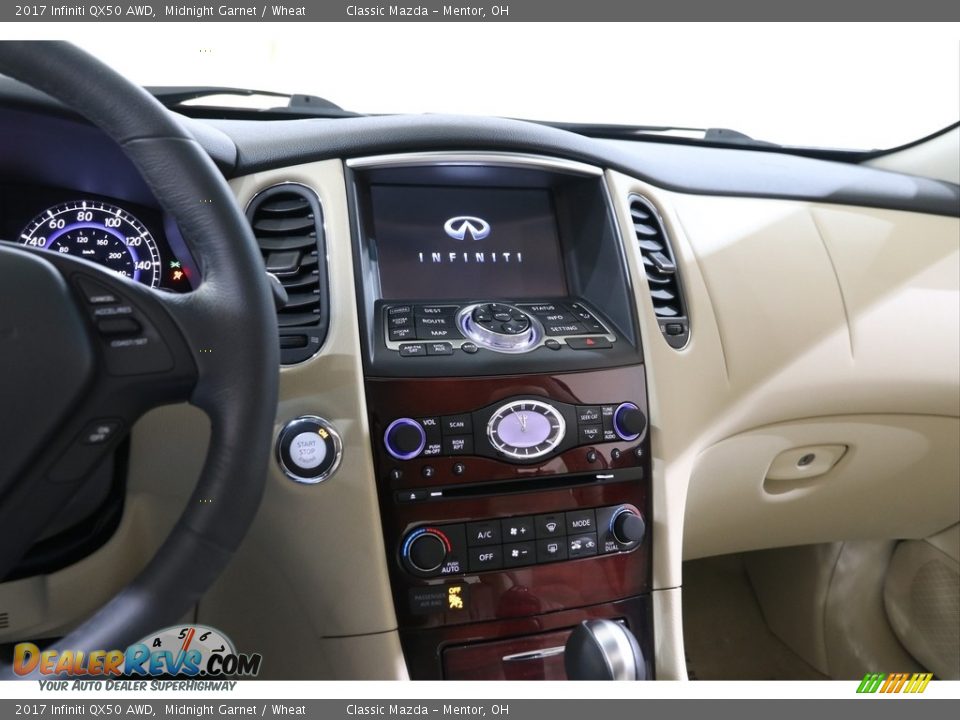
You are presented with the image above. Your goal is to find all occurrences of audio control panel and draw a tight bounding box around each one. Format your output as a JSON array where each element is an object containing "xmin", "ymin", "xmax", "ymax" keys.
[
  {"xmin": 383, "ymin": 396, "xmax": 647, "ymax": 466},
  {"xmin": 400, "ymin": 504, "xmax": 645, "ymax": 578}
]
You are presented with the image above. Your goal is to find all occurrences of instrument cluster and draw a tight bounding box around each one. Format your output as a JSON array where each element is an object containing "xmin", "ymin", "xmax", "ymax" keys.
[{"xmin": 0, "ymin": 184, "xmax": 195, "ymax": 292}]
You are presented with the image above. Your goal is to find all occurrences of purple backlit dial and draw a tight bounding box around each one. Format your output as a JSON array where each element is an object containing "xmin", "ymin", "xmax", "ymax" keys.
[
  {"xmin": 486, "ymin": 399, "xmax": 566, "ymax": 460},
  {"xmin": 20, "ymin": 200, "xmax": 161, "ymax": 288}
]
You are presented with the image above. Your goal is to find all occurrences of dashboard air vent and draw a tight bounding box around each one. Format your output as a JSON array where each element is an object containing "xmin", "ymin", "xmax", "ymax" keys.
[
  {"xmin": 247, "ymin": 184, "xmax": 330, "ymax": 364},
  {"xmin": 629, "ymin": 195, "xmax": 689, "ymax": 349}
]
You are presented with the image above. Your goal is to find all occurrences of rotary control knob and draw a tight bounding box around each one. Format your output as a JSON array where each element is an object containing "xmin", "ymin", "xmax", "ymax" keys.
[
  {"xmin": 457, "ymin": 303, "xmax": 544, "ymax": 354},
  {"xmin": 384, "ymin": 418, "xmax": 426, "ymax": 460},
  {"xmin": 613, "ymin": 402, "xmax": 647, "ymax": 441},
  {"xmin": 401, "ymin": 527, "xmax": 451, "ymax": 575},
  {"xmin": 611, "ymin": 508, "xmax": 646, "ymax": 547}
]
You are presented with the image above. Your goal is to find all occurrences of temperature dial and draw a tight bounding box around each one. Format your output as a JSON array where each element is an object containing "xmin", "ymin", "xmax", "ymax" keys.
[{"xmin": 402, "ymin": 527, "xmax": 452, "ymax": 575}]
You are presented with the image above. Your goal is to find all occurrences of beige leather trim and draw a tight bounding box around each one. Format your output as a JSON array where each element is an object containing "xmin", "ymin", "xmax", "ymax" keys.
[
  {"xmin": 867, "ymin": 126, "xmax": 960, "ymax": 184},
  {"xmin": 192, "ymin": 161, "xmax": 401, "ymax": 670},
  {"xmin": 652, "ymin": 587, "xmax": 687, "ymax": 679}
]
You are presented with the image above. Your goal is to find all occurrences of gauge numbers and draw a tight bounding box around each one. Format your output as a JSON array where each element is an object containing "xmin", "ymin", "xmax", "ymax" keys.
[
  {"xmin": 487, "ymin": 399, "xmax": 566, "ymax": 460},
  {"xmin": 20, "ymin": 200, "xmax": 161, "ymax": 288}
]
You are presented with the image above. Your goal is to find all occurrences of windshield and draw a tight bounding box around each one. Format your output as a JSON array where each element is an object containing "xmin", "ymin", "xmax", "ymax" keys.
[{"xmin": 71, "ymin": 23, "xmax": 960, "ymax": 151}]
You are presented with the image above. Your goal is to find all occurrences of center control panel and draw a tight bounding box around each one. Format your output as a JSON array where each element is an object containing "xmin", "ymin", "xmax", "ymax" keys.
[
  {"xmin": 400, "ymin": 504, "xmax": 645, "ymax": 578},
  {"xmin": 383, "ymin": 300, "xmax": 618, "ymax": 357}
]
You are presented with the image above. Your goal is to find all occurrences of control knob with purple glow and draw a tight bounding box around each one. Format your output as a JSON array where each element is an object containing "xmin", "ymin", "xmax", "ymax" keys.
[
  {"xmin": 486, "ymin": 399, "xmax": 566, "ymax": 461},
  {"xmin": 384, "ymin": 418, "xmax": 427, "ymax": 460},
  {"xmin": 613, "ymin": 402, "xmax": 646, "ymax": 441}
]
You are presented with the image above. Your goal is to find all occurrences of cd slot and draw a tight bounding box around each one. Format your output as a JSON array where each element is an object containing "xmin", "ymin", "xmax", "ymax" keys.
[{"xmin": 394, "ymin": 468, "xmax": 642, "ymax": 504}]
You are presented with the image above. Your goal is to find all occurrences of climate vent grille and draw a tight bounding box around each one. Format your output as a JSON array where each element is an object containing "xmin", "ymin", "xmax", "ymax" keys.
[
  {"xmin": 0, "ymin": 612, "xmax": 8, "ymax": 630},
  {"xmin": 629, "ymin": 195, "xmax": 689, "ymax": 349},
  {"xmin": 247, "ymin": 184, "xmax": 329, "ymax": 364}
]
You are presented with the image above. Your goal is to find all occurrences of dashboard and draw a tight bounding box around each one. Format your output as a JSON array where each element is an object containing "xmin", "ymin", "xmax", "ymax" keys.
[
  {"xmin": 0, "ymin": 183, "xmax": 195, "ymax": 292},
  {"xmin": 0, "ymin": 79, "xmax": 957, "ymax": 682}
]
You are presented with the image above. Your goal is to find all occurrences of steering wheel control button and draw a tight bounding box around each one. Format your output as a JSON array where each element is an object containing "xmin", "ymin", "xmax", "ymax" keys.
[
  {"xmin": 384, "ymin": 418, "xmax": 427, "ymax": 460},
  {"xmin": 96, "ymin": 317, "xmax": 142, "ymax": 336},
  {"xmin": 80, "ymin": 419, "xmax": 122, "ymax": 445},
  {"xmin": 466, "ymin": 521, "xmax": 501, "ymax": 547},
  {"xmin": 75, "ymin": 277, "xmax": 118, "ymax": 305},
  {"xmin": 276, "ymin": 416, "xmax": 343, "ymax": 484},
  {"xmin": 613, "ymin": 402, "xmax": 647, "ymax": 441}
]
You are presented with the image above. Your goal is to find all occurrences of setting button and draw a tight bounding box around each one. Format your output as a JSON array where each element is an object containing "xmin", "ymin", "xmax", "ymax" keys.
[
  {"xmin": 501, "ymin": 516, "xmax": 534, "ymax": 541},
  {"xmin": 566, "ymin": 509, "xmax": 597, "ymax": 534},
  {"xmin": 466, "ymin": 521, "xmax": 501, "ymax": 547},
  {"xmin": 567, "ymin": 533, "xmax": 599, "ymax": 559}
]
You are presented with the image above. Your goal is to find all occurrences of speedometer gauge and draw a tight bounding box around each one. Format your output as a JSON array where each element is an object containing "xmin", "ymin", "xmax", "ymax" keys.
[{"xmin": 20, "ymin": 200, "xmax": 161, "ymax": 288}]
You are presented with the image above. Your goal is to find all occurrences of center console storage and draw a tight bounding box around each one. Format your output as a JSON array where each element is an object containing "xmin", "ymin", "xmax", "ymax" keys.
[{"xmin": 347, "ymin": 154, "xmax": 653, "ymax": 679}]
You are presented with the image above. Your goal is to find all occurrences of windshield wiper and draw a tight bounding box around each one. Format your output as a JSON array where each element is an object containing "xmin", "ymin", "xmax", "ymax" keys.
[{"xmin": 146, "ymin": 86, "xmax": 359, "ymax": 118}]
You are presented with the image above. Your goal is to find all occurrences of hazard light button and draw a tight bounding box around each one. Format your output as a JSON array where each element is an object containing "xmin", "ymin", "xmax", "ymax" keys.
[{"xmin": 566, "ymin": 336, "xmax": 612, "ymax": 350}]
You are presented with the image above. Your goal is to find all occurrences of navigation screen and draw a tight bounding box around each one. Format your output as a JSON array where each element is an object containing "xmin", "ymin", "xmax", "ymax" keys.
[{"xmin": 370, "ymin": 185, "xmax": 568, "ymax": 300}]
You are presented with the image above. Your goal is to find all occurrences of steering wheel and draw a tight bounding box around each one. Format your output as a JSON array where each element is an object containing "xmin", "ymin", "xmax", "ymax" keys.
[{"xmin": 0, "ymin": 42, "xmax": 278, "ymax": 674}]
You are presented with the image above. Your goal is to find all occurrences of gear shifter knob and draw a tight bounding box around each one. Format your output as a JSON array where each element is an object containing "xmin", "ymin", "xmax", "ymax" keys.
[{"xmin": 564, "ymin": 619, "xmax": 646, "ymax": 680}]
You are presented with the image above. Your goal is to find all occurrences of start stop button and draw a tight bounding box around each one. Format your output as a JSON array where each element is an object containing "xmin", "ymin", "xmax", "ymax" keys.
[{"xmin": 277, "ymin": 416, "xmax": 342, "ymax": 484}]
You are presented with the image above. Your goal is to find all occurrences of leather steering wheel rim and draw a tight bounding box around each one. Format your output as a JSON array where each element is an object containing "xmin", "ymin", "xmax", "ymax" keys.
[{"xmin": 0, "ymin": 41, "xmax": 278, "ymax": 672}]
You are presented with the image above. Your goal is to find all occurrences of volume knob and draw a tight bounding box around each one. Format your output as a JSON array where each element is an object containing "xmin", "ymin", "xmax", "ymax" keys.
[
  {"xmin": 613, "ymin": 402, "xmax": 646, "ymax": 441},
  {"xmin": 384, "ymin": 418, "xmax": 426, "ymax": 460}
]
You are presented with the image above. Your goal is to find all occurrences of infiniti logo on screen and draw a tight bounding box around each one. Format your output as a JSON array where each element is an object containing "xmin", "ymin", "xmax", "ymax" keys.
[{"xmin": 443, "ymin": 216, "xmax": 491, "ymax": 241}]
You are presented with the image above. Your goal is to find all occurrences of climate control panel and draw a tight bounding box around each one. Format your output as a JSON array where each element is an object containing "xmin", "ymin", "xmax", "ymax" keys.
[
  {"xmin": 399, "ymin": 504, "xmax": 645, "ymax": 578},
  {"xmin": 383, "ymin": 397, "xmax": 646, "ymax": 465}
]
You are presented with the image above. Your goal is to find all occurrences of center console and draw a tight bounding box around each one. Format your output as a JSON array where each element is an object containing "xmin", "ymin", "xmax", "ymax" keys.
[{"xmin": 347, "ymin": 154, "xmax": 653, "ymax": 680}]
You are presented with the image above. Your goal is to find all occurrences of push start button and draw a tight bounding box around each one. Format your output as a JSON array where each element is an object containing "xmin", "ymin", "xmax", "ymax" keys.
[{"xmin": 277, "ymin": 416, "xmax": 342, "ymax": 484}]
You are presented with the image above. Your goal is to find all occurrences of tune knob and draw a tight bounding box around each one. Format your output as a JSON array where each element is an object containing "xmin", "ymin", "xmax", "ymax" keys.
[
  {"xmin": 402, "ymin": 528, "xmax": 451, "ymax": 575},
  {"xmin": 611, "ymin": 508, "xmax": 646, "ymax": 547},
  {"xmin": 613, "ymin": 402, "xmax": 646, "ymax": 441},
  {"xmin": 384, "ymin": 418, "xmax": 426, "ymax": 460}
]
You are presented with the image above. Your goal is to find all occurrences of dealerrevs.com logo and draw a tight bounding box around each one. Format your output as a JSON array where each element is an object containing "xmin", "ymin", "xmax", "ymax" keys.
[
  {"xmin": 856, "ymin": 672, "xmax": 933, "ymax": 694},
  {"xmin": 13, "ymin": 625, "xmax": 262, "ymax": 680}
]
